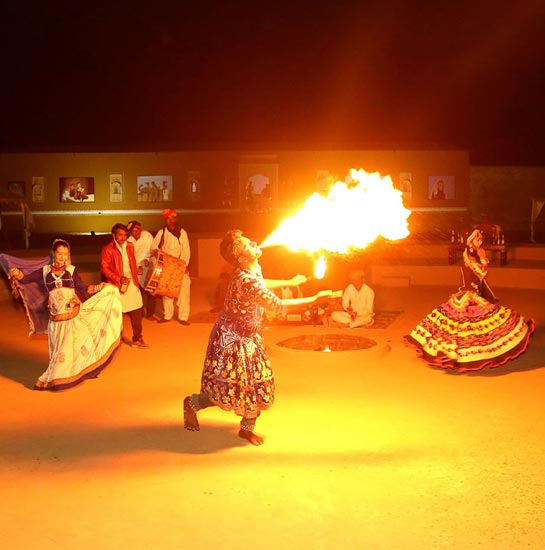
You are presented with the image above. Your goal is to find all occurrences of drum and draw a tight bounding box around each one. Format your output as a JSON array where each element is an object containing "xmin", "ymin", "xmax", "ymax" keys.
[{"xmin": 144, "ymin": 251, "xmax": 186, "ymax": 298}]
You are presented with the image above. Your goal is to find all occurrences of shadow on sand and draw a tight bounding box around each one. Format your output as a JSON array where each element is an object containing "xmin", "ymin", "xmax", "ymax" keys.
[
  {"xmin": 0, "ymin": 350, "xmax": 47, "ymax": 389},
  {"xmin": 0, "ymin": 422, "xmax": 252, "ymax": 465}
]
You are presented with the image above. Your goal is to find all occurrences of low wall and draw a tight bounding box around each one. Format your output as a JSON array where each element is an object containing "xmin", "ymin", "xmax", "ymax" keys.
[{"xmin": 3, "ymin": 240, "xmax": 545, "ymax": 304}]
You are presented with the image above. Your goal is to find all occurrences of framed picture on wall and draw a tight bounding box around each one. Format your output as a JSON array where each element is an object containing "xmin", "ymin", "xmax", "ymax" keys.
[
  {"xmin": 137, "ymin": 175, "xmax": 173, "ymax": 202},
  {"xmin": 59, "ymin": 177, "xmax": 95, "ymax": 203},
  {"xmin": 239, "ymin": 164, "xmax": 278, "ymax": 214},
  {"xmin": 31, "ymin": 177, "xmax": 45, "ymax": 203},
  {"xmin": 109, "ymin": 173, "xmax": 123, "ymax": 202},
  {"xmin": 187, "ymin": 170, "xmax": 201, "ymax": 202},
  {"xmin": 397, "ymin": 172, "xmax": 413, "ymax": 203},
  {"xmin": 7, "ymin": 181, "xmax": 26, "ymax": 197},
  {"xmin": 428, "ymin": 175, "xmax": 455, "ymax": 200},
  {"xmin": 221, "ymin": 177, "xmax": 236, "ymax": 208}
]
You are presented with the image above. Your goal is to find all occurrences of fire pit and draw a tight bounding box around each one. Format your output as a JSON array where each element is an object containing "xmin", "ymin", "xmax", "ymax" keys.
[{"xmin": 277, "ymin": 333, "xmax": 377, "ymax": 352}]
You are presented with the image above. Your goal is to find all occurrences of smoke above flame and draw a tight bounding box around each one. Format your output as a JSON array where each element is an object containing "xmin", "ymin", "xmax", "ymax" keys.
[{"xmin": 261, "ymin": 168, "xmax": 411, "ymax": 255}]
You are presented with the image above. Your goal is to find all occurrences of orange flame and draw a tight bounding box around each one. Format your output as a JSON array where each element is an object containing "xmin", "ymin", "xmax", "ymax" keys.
[
  {"xmin": 261, "ymin": 169, "xmax": 410, "ymax": 255},
  {"xmin": 314, "ymin": 255, "xmax": 326, "ymax": 279}
]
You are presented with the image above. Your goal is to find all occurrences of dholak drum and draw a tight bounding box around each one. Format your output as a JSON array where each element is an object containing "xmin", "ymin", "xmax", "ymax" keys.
[{"xmin": 144, "ymin": 251, "xmax": 186, "ymax": 298}]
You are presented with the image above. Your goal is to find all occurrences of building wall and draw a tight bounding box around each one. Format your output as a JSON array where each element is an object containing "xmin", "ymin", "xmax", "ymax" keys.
[
  {"xmin": 0, "ymin": 149, "xmax": 470, "ymax": 242},
  {"xmin": 470, "ymin": 165, "xmax": 545, "ymax": 240}
]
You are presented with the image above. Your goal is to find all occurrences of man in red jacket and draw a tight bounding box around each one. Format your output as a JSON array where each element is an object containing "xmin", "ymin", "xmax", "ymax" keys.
[{"xmin": 101, "ymin": 223, "xmax": 149, "ymax": 349}]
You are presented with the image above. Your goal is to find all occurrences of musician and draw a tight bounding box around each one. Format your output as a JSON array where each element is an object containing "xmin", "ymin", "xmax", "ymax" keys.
[
  {"xmin": 151, "ymin": 209, "xmax": 191, "ymax": 325},
  {"xmin": 127, "ymin": 220, "xmax": 156, "ymax": 319},
  {"xmin": 101, "ymin": 223, "xmax": 149, "ymax": 349}
]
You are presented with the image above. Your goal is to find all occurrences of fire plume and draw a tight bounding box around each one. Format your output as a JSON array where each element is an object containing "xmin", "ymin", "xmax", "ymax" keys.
[
  {"xmin": 261, "ymin": 169, "xmax": 411, "ymax": 255},
  {"xmin": 314, "ymin": 255, "xmax": 326, "ymax": 279}
]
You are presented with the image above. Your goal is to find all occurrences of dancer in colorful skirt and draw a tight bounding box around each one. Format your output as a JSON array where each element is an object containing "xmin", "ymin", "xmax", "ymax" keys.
[
  {"xmin": 7, "ymin": 239, "xmax": 123, "ymax": 390},
  {"xmin": 183, "ymin": 229, "xmax": 332, "ymax": 445},
  {"xmin": 404, "ymin": 229, "xmax": 534, "ymax": 372}
]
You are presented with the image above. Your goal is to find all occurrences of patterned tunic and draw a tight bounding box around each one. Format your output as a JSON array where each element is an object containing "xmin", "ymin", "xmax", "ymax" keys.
[{"xmin": 200, "ymin": 267, "xmax": 283, "ymax": 418}]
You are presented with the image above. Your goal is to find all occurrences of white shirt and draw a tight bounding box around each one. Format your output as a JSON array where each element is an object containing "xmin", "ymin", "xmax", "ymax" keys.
[
  {"xmin": 151, "ymin": 227, "xmax": 190, "ymax": 265},
  {"xmin": 128, "ymin": 230, "xmax": 154, "ymax": 286},
  {"xmin": 342, "ymin": 283, "xmax": 374, "ymax": 315},
  {"xmin": 114, "ymin": 241, "xmax": 143, "ymax": 313}
]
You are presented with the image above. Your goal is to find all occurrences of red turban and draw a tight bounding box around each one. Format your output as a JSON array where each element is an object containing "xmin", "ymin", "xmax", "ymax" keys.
[{"xmin": 162, "ymin": 209, "xmax": 176, "ymax": 220}]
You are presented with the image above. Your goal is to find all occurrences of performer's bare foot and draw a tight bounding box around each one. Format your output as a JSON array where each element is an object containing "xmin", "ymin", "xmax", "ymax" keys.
[
  {"xmin": 238, "ymin": 429, "xmax": 264, "ymax": 446},
  {"xmin": 183, "ymin": 396, "xmax": 200, "ymax": 431}
]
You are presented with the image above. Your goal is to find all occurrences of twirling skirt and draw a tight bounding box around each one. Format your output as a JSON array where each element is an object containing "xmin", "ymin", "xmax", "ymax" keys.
[
  {"xmin": 35, "ymin": 285, "xmax": 123, "ymax": 391},
  {"xmin": 404, "ymin": 291, "xmax": 535, "ymax": 372}
]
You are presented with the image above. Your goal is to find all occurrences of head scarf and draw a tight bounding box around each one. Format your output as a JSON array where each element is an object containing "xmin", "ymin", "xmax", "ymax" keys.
[{"xmin": 162, "ymin": 209, "xmax": 176, "ymax": 221}]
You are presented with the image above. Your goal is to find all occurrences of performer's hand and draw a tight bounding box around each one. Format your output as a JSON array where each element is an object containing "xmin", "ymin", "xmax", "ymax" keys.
[
  {"xmin": 290, "ymin": 274, "xmax": 307, "ymax": 286},
  {"xmin": 8, "ymin": 267, "xmax": 23, "ymax": 280},
  {"xmin": 137, "ymin": 266, "xmax": 143, "ymax": 275}
]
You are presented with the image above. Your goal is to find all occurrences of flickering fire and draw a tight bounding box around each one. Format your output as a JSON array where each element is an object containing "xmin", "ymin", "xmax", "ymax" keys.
[
  {"xmin": 314, "ymin": 255, "xmax": 326, "ymax": 279},
  {"xmin": 261, "ymin": 168, "xmax": 411, "ymax": 275}
]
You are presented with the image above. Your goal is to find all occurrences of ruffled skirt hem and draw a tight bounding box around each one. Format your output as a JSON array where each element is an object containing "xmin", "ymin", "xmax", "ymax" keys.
[{"xmin": 404, "ymin": 318, "xmax": 535, "ymax": 372}]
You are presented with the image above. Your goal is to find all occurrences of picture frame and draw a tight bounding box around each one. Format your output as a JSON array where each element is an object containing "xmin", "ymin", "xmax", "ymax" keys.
[
  {"xmin": 137, "ymin": 175, "xmax": 173, "ymax": 202},
  {"xmin": 31, "ymin": 177, "xmax": 45, "ymax": 203},
  {"xmin": 397, "ymin": 172, "xmax": 413, "ymax": 203},
  {"xmin": 187, "ymin": 170, "xmax": 201, "ymax": 202},
  {"xmin": 7, "ymin": 181, "xmax": 25, "ymax": 198},
  {"xmin": 221, "ymin": 177, "xmax": 236, "ymax": 208},
  {"xmin": 428, "ymin": 175, "xmax": 455, "ymax": 201},
  {"xmin": 239, "ymin": 164, "xmax": 277, "ymax": 214},
  {"xmin": 59, "ymin": 177, "xmax": 95, "ymax": 203},
  {"xmin": 109, "ymin": 173, "xmax": 123, "ymax": 203}
]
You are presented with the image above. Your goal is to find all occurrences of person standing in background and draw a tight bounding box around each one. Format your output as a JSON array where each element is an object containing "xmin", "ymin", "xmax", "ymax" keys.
[
  {"xmin": 101, "ymin": 223, "xmax": 149, "ymax": 348},
  {"xmin": 127, "ymin": 220, "xmax": 156, "ymax": 320},
  {"xmin": 151, "ymin": 209, "xmax": 191, "ymax": 325}
]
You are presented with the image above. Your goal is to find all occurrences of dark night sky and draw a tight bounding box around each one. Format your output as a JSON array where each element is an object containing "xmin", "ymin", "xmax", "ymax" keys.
[{"xmin": 2, "ymin": 0, "xmax": 545, "ymax": 164}]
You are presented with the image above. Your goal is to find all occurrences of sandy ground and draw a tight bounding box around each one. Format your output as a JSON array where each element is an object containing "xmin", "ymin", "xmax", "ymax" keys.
[{"xmin": 1, "ymin": 280, "xmax": 545, "ymax": 549}]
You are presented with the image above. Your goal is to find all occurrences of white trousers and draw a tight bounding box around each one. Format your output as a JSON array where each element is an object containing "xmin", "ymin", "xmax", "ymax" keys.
[
  {"xmin": 162, "ymin": 273, "xmax": 191, "ymax": 321},
  {"xmin": 331, "ymin": 310, "xmax": 374, "ymax": 328}
]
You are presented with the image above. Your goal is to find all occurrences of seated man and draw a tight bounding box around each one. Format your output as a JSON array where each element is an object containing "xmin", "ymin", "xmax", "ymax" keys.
[{"xmin": 330, "ymin": 269, "xmax": 375, "ymax": 328}]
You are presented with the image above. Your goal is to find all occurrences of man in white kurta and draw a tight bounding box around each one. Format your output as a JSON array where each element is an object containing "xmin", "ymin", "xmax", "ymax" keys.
[
  {"xmin": 127, "ymin": 220, "xmax": 156, "ymax": 319},
  {"xmin": 331, "ymin": 269, "xmax": 375, "ymax": 328},
  {"xmin": 151, "ymin": 209, "xmax": 191, "ymax": 325}
]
